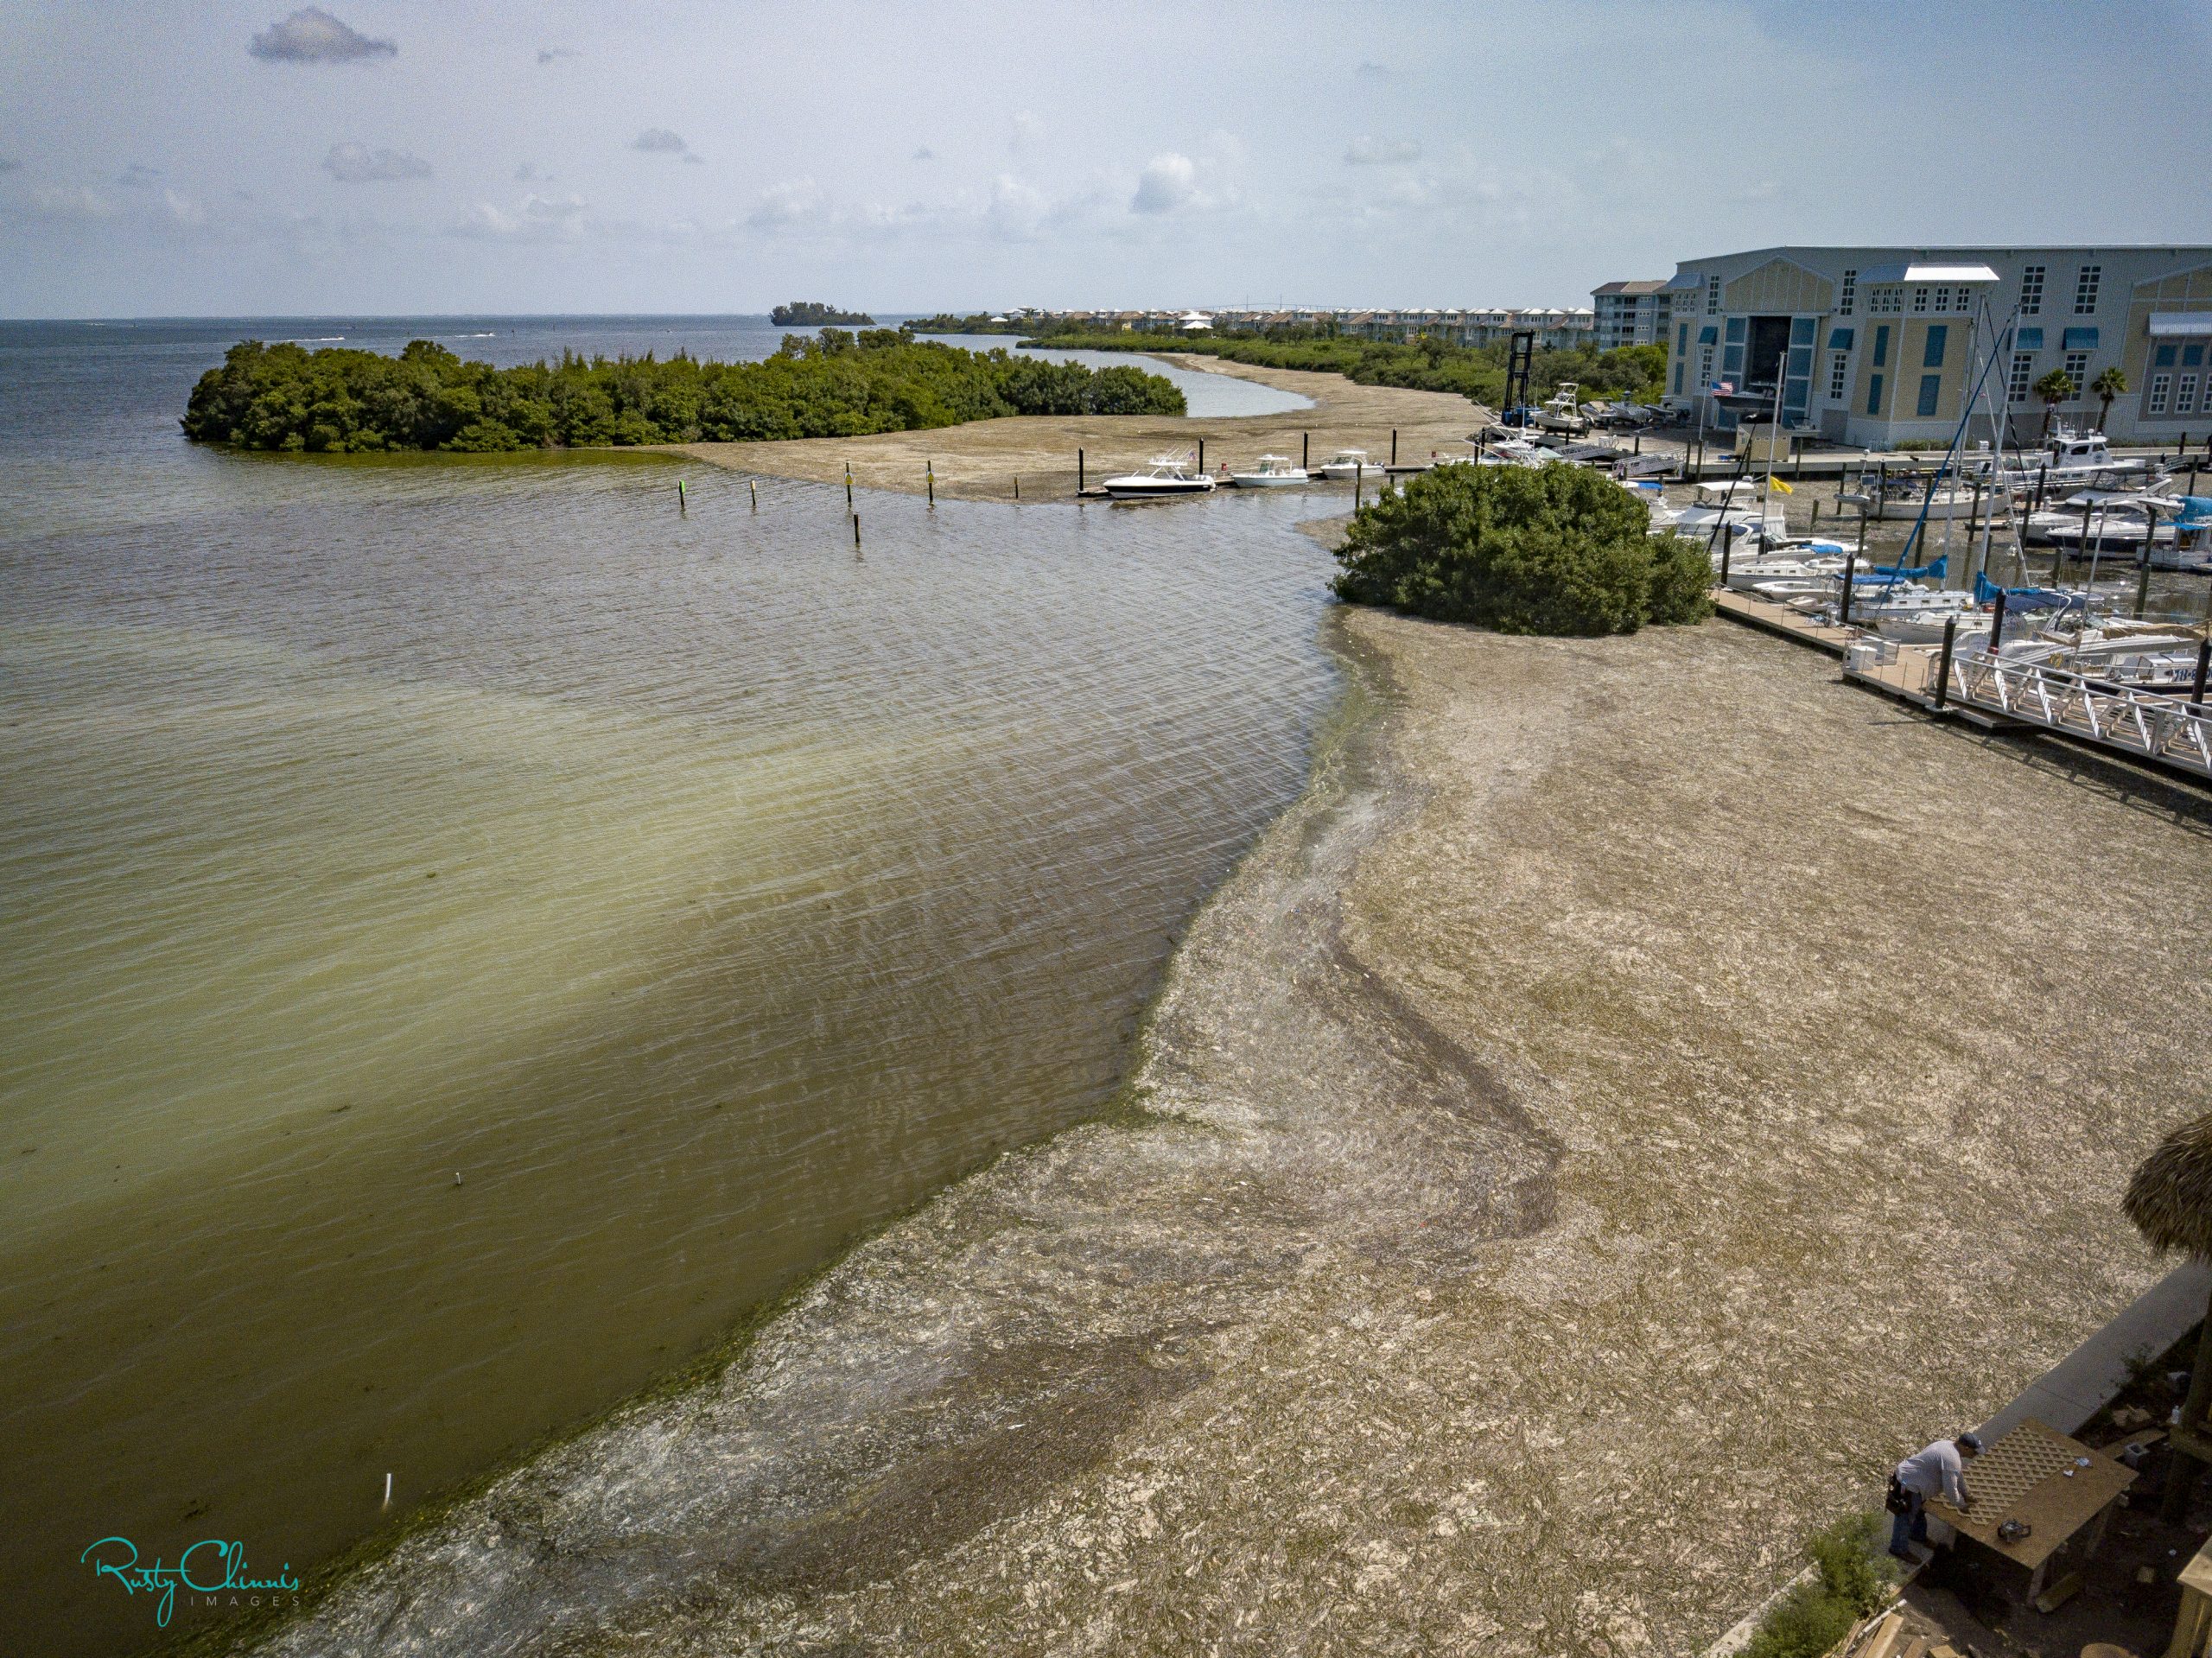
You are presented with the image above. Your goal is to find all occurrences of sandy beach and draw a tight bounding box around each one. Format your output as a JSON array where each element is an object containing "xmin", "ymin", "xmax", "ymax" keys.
[
  {"xmin": 228, "ymin": 572, "xmax": 2212, "ymax": 1657},
  {"xmin": 671, "ymin": 354, "xmax": 1486, "ymax": 500}
]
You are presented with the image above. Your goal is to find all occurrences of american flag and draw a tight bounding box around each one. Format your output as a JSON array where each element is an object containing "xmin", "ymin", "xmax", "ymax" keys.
[{"xmin": 1709, "ymin": 381, "xmax": 1735, "ymax": 396}]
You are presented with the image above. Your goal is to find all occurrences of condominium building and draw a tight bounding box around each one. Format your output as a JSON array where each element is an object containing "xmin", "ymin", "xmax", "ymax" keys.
[
  {"xmin": 1658, "ymin": 245, "xmax": 2212, "ymax": 446},
  {"xmin": 1591, "ymin": 280, "xmax": 1670, "ymax": 348}
]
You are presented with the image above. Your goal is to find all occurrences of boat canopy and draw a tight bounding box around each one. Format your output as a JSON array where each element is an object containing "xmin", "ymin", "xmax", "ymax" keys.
[
  {"xmin": 1859, "ymin": 262, "xmax": 1999, "ymax": 284},
  {"xmin": 1872, "ymin": 554, "xmax": 1947, "ymax": 580}
]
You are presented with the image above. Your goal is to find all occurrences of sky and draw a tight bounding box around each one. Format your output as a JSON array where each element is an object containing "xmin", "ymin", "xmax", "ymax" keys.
[{"xmin": 2, "ymin": 0, "xmax": 2209, "ymax": 318}]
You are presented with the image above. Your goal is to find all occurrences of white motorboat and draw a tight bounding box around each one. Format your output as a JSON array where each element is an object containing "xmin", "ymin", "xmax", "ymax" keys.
[
  {"xmin": 1101, "ymin": 454, "xmax": 1217, "ymax": 498},
  {"xmin": 1315, "ymin": 448, "xmax": 1375, "ymax": 481},
  {"xmin": 1534, "ymin": 384, "xmax": 1589, "ymax": 434},
  {"xmin": 1675, "ymin": 479, "xmax": 1787, "ymax": 548},
  {"xmin": 1840, "ymin": 468, "xmax": 1989, "ymax": 521},
  {"xmin": 1986, "ymin": 425, "xmax": 2151, "ymax": 491},
  {"xmin": 2025, "ymin": 489, "xmax": 2184, "ymax": 549},
  {"xmin": 1227, "ymin": 454, "xmax": 1309, "ymax": 488}
]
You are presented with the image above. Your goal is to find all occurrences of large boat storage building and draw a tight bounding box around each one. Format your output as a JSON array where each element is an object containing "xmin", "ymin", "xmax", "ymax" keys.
[{"xmin": 1660, "ymin": 245, "xmax": 2212, "ymax": 446}]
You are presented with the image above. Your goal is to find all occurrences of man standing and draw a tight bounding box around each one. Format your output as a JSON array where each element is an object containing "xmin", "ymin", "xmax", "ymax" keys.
[{"xmin": 1889, "ymin": 1432, "xmax": 1983, "ymax": 1560}]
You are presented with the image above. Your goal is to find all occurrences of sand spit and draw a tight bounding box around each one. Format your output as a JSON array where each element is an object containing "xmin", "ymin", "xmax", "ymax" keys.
[
  {"xmin": 240, "ymin": 613, "xmax": 2212, "ymax": 1658},
  {"xmin": 671, "ymin": 357, "xmax": 1484, "ymax": 501}
]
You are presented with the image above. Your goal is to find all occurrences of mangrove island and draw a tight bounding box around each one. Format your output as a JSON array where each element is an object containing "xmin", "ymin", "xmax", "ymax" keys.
[
  {"xmin": 180, "ymin": 328, "xmax": 1186, "ymax": 453},
  {"xmin": 770, "ymin": 301, "xmax": 875, "ymax": 326}
]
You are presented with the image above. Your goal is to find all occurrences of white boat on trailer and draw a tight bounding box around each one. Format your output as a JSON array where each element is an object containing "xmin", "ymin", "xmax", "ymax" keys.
[{"xmin": 1101, "ymin": 454, "xmax": 1217, "ymax": 498}]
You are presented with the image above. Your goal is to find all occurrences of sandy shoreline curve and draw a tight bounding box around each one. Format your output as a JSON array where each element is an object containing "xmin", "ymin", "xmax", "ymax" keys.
[
  {"xmin": 670, "ymin": 355, "xmax": 1486, "ymax": 502},
  {"xmin": 226, "ymin": 600, "xmax": 2212, "ymax": 1658}
]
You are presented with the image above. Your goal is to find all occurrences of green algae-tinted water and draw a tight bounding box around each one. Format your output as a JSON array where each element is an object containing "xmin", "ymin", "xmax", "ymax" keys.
[{"xmin": 0, "ymin": 321, "xmax": 1344, "ymax": 1656}]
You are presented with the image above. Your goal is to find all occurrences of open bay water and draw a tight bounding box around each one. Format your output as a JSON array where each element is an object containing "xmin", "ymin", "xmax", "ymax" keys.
[{"xmin": 0, "ymin": 319, "xmax": 1344, "ymax": 1655}]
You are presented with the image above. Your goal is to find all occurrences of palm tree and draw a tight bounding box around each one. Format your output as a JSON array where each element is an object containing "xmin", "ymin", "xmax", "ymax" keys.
[
  {"xmin": 2032, "ymin": 368, "xmax": 2076, "ymax": 440},
  {"xmin": 2126, "ymin": 1113, "xmax": 2212, "ymax": 1519},
  {"xmin": 2092, "ymin": 366, "xmax": 2129, "ymax": 435}
]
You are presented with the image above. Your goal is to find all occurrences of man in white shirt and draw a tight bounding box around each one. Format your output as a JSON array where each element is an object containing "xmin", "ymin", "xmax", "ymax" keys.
[{"xmin": 1889, "ymin": 1431, "xmax": 1983, "ymax": 1560}]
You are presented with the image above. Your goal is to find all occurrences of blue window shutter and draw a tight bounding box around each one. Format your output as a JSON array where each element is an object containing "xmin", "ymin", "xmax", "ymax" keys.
[
  {"xmin": 1872, "ymin": 325, "xmax": 1890, "ymax": 367},
  {"xmin": 1923, "ymin": 325, "xmax": 1948, "ymax": 368},
  {"xmin": 1916, "ymin": 374, "xmax": 1941, "ymax": 417},
  {"xmin": 1827, "ymin": 327, "xmax": 1854, "ymax": 351},
  {"xmin": 1866, "ymin": 374, "xmax": 1884, "ymax": 416},
  {"xmin": 2063, "ymin": 327, "xmax": 2099, "ymax": 350},
  {"xmin": 2017, "ymin": 327, "xmax": 2044, "ymax": 350}
]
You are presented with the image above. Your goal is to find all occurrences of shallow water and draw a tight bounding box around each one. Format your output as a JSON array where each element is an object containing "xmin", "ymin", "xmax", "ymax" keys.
[
  {"xmin": 917, "ymin": 332, "xmax": 1313, "ymax": 418},
  {"xmin": 0, "ymin": 321, "xmax": 1344, "ymax": 1656}
]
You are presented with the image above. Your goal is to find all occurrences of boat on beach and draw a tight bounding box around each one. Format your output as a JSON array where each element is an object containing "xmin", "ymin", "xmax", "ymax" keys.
[
  {"xmin": 1534, "ymin": 384, "xmax": 1589, "ymax": 435},
  {"xmin": 1227, "ymin": 454, "xmax": 1309, "ymax": 488},
  {"xmin": 1101, "ymin": 454, "xmax": 1217, "ymax": 499}
]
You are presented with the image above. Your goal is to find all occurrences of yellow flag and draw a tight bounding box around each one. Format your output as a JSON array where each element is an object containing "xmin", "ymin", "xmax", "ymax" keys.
[{"xmin": 1767, "ymin": 475, "xmax": 1794, "ymax": 494}]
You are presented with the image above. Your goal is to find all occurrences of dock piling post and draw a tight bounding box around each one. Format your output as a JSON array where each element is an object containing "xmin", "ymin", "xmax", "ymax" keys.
[
  {"xmin": 2136, "ymin": 507, "xmax": 2157, "ymax": 619},
  {"xmin": 1301, "ymin": 432, "xmax": 1309, "ymax": 471},
  {"xmin": 926, "ymin": 462, "xmax": 934, "ymax": 507},
  {"xmin": 1078, "ymin": 448, "xmax": 1084, "ymax": 493},
  {"xmin": 1989, "ymin": 589, "xmax": 2008, "ymax": 653},
  {"xmin": 1390, "ymin": 429, "xmax": 1397, "ymax": 466},
  {"xmin": 1840, "ymin": 541, "xmax": 1856, "ymax": 626},
  {"xmin": 677, "ymin": 480, "xmax": 686, "ymax": 512},
  {"xmin": 1354, "ymin": 467, "xmax": 1363, "ymax": 511},
  {"xmin": 1812, "ymin": 499, "xmax": 1821, "ymax": 530},
  {"xmin": 2192, "ymin": 638, "xmax": 2210, "ymax": 708},
  {"xmin": 1197, "ymin": 439, "xmax": 1204, "ymax": 473},
  {"xmin": 1014, "ymin": 476, "xmax": 1020, "ymax": 501},
  {"xmin": 845, "ymin": 464, "xmax": 853, "ymax": 510},
  {"xmin": 1934, "ymin": 617, "xmax": 1957, "ymax": 708},
  {"xmin": 853, "ymin": 513, "xmax": 861, "ymax": 546},
  {"xmin": 1719, "ymin": 523, "xmax": 1734, "ymax": 587},
  {"xmin": 748, "ymin": 479, "xmax": 757, "ymax": 510}
]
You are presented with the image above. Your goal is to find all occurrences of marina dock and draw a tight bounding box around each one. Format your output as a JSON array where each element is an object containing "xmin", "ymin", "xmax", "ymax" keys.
[{"xmin": 1711, "ymin": 588, "xmax": 2212, "ymax": 783}]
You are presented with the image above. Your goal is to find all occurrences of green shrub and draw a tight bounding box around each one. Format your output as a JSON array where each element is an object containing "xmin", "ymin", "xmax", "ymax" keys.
[
  {"xmin": 1741, "ymin": 1513, "xmax": 1898, "ymax": 1658},
  {"xmin": 1331, "ymin": 462, "xmax": 1708, "ymax": 636},
  {"xmin": 1742, "ymin": 1581, "xmax": 1857, "ymax": 1658}
]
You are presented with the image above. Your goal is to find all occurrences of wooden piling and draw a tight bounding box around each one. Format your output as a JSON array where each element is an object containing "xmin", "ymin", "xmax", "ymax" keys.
[
  {"xmin": 1077, "ymin": 448, "xmax": 1084, "ymax": 493},
  {"xmin": 853, "ymin": 513, "xmax": 861, "ymax": 547},
  {"xmin": 748, "ymin": 479, "xmax": 757, "ymax": 510},
  {"xmin": 1301, "ymin": 432, "xmax": 1309, "ymax": 470},
  {"xmin": 1014, "ymin": 476, "xmax": 1020, "ymax": 500},
  {"xmin": 1988, "ymin": 589, "xmax": 2008, "ymax": 653},
  {"xmin": 1197, "ymin": 440, "xmax": 1204, "ymax": 473},
  {"xmin": 2136, "ymin": 507, "xmax": 2157, "ymax": 619},
  {"xmin": 845, "ymin": 466, "xmax": 853, "ymax": 509},
  {"xmin": 2192, "ymin": 638, "xmax": 2210, "ymax": 708},
  {"xmin": 1934, "ymin": 617, "xmax": 1957, "ymax": 708},
  {"xmin": 1390, "ymin": 429, "xmax": 1398, "ymax": 465},
  {"xmin": 926, "ymin": 462, "xmax": 934, "ymax": 506}
]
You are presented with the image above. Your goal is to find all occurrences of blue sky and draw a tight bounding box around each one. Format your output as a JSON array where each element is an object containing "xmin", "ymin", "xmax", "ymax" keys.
[{"xmin": 2, "ymin": 0, "xmax": 2208, "ymax": 317}]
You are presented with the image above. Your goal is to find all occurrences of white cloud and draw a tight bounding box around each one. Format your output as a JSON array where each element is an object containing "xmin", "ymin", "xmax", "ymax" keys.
[
  {"xmin": 1131, "ymin": 152, "xmax": 1197, "ymax": 214},
  {"xmin": 631, "ymin": 128, "xmax": 690, "ymax": 156},
  {"xmin": 1009, "ymin": 111, "xmax": 1044, "ymax": 153},
  {"xmin": 747, "ymin": 176, "xmax": 825, "ymax": 230},
  {"xmin": 984, "ymin": 173, "xmax": 1046, "ymax": 242},
  {"xmin": 26, "ymin": 185, "xmax": 122, "ymax": 221},
  {"xmin": 248, "ymin": 7, "xmax": 395, "ymax": 63},
  {"xmin": 452, "ymin": 191, "xmax": 589, "ymax": 242},
  {"xmin": 162, "ymin": 188, "xmax": 208, "ymax": 228},
  {"xmin": 322, "ymin": 143, "xmax": 431, "ymax": 183},
  {"xmin": 1344, "ymin": 136, "xmax": 1421, "ymax": 166}
]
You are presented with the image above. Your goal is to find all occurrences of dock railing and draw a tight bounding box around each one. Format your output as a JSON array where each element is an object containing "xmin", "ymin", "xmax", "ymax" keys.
[{"xmin": 1937, "ymin": 652, "xmax": 2212, "ymax": 778}]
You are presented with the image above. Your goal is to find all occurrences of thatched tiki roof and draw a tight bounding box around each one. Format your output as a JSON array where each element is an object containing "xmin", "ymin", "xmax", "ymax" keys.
[{"xmin": 2127, "ymin": 1112, "xmax": 2212, "ymax": 1259}]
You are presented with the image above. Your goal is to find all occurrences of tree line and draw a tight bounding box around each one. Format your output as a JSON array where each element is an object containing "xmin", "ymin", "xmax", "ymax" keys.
[
  {"xmin": 181, "ymin": 328, "xmax": 1186, "ymax": 454},
  {"xmin": 1013, "ymin": 323, "xmax": 1669, "ymax": 409}
]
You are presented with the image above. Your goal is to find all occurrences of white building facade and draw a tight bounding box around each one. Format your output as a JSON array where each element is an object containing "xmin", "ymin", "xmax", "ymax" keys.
[
  {"xmin": 1591, "ymin": 280, "xmax": 1670, "ymax": 348},
  {"xmin": 1659, "ymin": 245, "xmax": 2212, "ymax": 446}
]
